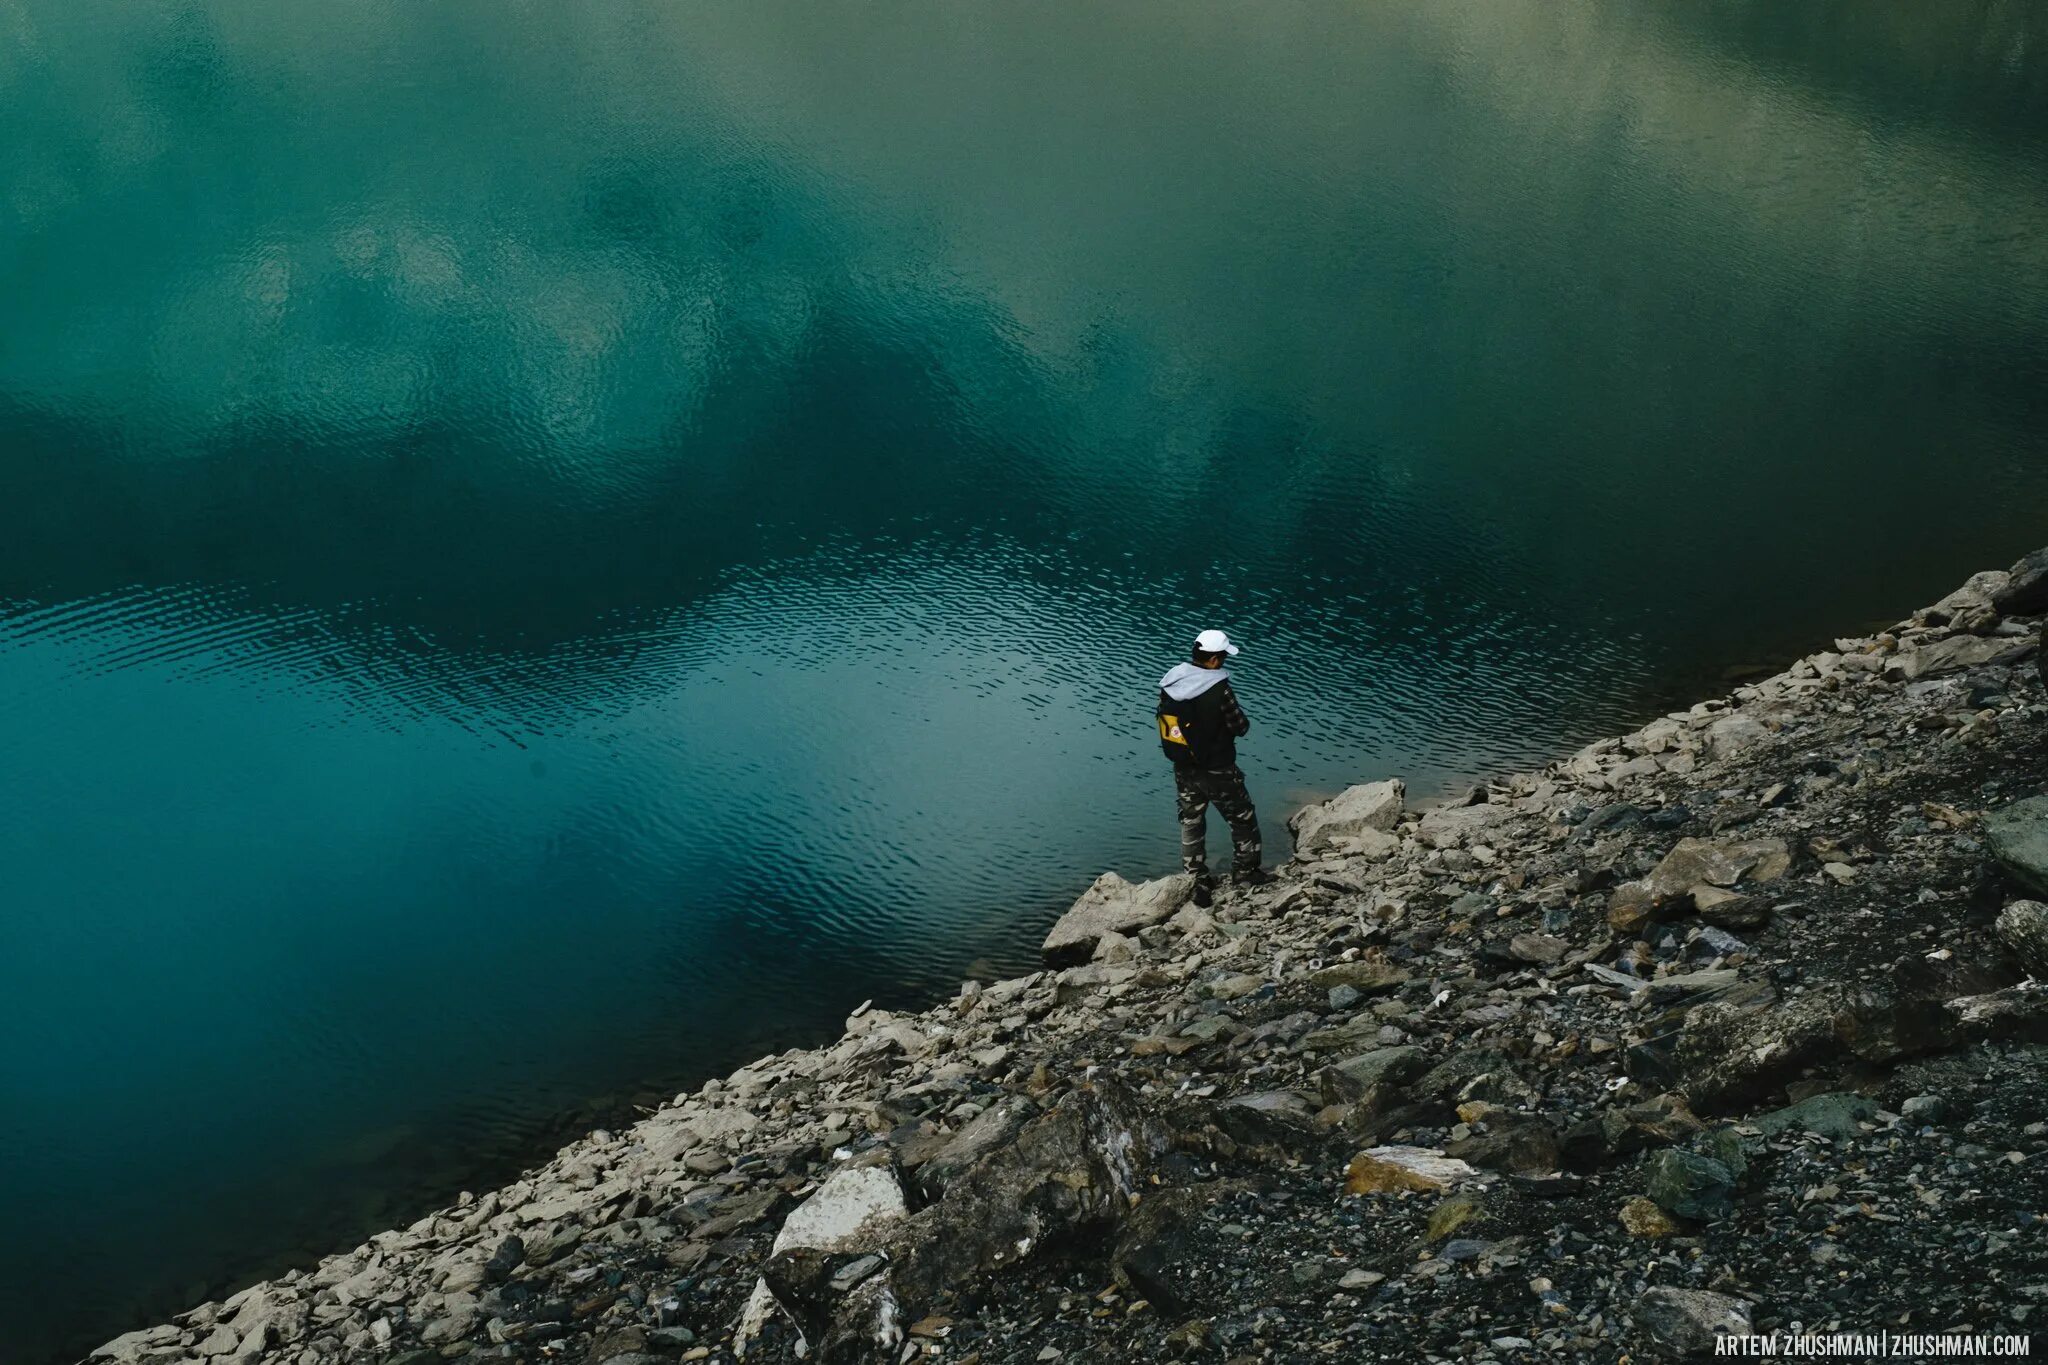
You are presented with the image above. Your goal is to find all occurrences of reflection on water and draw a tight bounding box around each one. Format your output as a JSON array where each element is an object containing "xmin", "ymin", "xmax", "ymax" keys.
[{"xmin": 3, "ymin": 1, "xmax": 2047, "ymax": 1359}]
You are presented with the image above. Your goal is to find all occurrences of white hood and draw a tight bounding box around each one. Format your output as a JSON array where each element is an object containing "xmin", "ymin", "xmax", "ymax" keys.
[{"xmin": 1160, "ymin": 661, "xmax": 1229, "ymax": 700}]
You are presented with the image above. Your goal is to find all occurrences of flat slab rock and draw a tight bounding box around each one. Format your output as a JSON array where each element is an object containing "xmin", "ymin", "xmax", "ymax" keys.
[
  {"xmin": 1987, "ymin": 798, "xmax": 2048, "ymax": 899},
  {"xmin": 1040, "ymin": 871, "xmax": 1195, "ymax": 965},
  {"xmin": 1288, "ymin": 778, "xmax": 1406, "ymax": 854}
]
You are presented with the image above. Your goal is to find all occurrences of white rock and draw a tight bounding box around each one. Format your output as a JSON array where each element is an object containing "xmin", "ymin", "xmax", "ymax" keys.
[
  {"xmin": 1092, "ymin": 930, "xmax": 1138, "ymax": 964},
  {"xmin": 1705, "ymin": 713, "xmax": 1771, "ymax": 759},
  {"xmin": 90, "ymin": 1325, "xmax": 183, "ymax": 1363},
  {"xmin": 735, "ymin": 1165, "xmax": 910, "ymax": 1355},
  {"xmin": 1413, "ymin": 802, "xmax": 1507, "ymax": 850},
  {"xmin": 641, "ymin": 1106, "xmax": 762, "ymax": 1163},
  {"xmin": 1040, "ymin": 872, "xmax": 1195, "ymax": 964},
  {"xmin": 1289, "ymin": 780, "xmax": 1406, "ymax": 854}
]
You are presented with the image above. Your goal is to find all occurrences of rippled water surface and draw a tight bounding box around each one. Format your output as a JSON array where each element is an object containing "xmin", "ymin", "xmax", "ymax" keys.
[{"xmin": 5, "ymin": 1, "xmax": 2048, "ymax": 1357}]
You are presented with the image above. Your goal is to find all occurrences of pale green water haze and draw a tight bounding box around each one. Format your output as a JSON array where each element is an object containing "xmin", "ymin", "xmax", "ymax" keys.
[{"xmin": 4, "ymin": 2, "xmax": 2048, "ymax": 1359}]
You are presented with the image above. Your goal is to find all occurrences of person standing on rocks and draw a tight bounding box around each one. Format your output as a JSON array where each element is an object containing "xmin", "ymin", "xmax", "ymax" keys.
[{"xmin": 1157, "ymin": 628, "xmax": 1272, "ymax": 906}]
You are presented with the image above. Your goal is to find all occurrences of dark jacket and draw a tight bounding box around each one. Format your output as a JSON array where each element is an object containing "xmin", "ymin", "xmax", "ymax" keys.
[{"xmin": 1157, "ymin": 663, "xmax": 1251, "ymax": 770}]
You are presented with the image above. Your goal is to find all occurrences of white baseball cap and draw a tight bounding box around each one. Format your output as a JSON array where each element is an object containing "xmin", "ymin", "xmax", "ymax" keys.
[{"xmin": 1195, "ymin": 628, "xmax": 1240, "ymax": 656}]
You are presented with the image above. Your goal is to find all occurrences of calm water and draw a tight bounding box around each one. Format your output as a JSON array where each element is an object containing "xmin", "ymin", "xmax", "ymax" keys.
[{"xmin": 5, "ymin": 1, "xmax": 2048, "ymax": 1358}]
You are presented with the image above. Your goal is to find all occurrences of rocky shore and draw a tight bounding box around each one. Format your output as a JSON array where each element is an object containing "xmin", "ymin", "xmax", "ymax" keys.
[{"xmin": 87, "ymin": 549, "xmax": 2048, "ymax": 1364}]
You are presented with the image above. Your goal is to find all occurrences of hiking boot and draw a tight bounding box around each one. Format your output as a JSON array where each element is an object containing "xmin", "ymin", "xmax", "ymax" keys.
[
  {"xmin": 1230, "ymin": 867, "xmax": 1275, "ymax": 889},
  {"xmin": 1189, "ymin": 875, "xmax": 1214, "ymax": 908}
]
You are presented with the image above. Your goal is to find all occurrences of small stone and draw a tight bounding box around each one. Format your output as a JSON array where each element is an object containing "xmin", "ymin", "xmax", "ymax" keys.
[
  {"xmin": 1507, "ymin": 933, "xmax": 1567, "ymax": 965},
  {"xmin": 1901, "ymin": 1094, "xmax": 1947, "ymax": 1123},
  {"xmin": 1338, "ymin": 1268, "xmax": 1385, "ymax": 1290},
  {"xmin": 1426, "ymin": 1195, "xmax": 1483, "ymax": 1240},
  {"xmin": 1206, "ymin": 972, "xmax": 1267, "ymax": 1001},
  {"xmin": 1618, "ymin": 1195, "xmax": 1680, "ymax": 1238},
  {"xmin": 1308, "ymin": 961, "xmax": 1411, "ymax": 996},
  {"xmin": 1328, "ymin": 984, "xmax": 1363, "ymax": 1012},
  {"xmin": 1644, "ymin": 1149, "xmax": 1733, "ymax": 1220},
  {"xmin": 1633, "ymin": 1287, "xmax": 1754, "ymax": 1357},
  {"xmin": 1694, "ymin": 886, "xmax": 1769, "ymax": 929}
]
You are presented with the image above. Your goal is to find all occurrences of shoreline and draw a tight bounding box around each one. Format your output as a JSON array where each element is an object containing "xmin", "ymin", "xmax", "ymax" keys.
[{"xmin": 85, "ymin": 547, "xmax": 2048, "ymax": 1364}]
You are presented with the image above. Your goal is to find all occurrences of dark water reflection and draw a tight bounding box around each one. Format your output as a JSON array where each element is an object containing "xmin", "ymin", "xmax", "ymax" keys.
[{"xmin": 3, "ymin": 2, "xmax": 2048, "ymax": 1359}]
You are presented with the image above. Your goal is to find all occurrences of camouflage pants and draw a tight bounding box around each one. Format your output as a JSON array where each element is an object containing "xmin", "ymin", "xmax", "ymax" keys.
[{"xmin": 1174, "ymin": 764, "xmax": 1261, "ymax": 878}]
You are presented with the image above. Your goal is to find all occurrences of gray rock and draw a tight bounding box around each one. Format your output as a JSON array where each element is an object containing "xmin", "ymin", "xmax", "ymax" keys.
[
  {"xmin": 1694, "ymin": 886, "xmax": 1769, "ymax": 929},
  {"xmin": 1752, "ymin": 1091, "xmax": 1877, "ymax": 1140},
  {"xmin": 90, "ymin": 1326, "xmax": 183, "ymax": 1364},
  {"xmin": 1900, "ymin": 1094, "xmax": 1947, "ymax": 1123},
  {"xmin": 764, "ymin": 1081, "xmax": 1172, "ymax": 1360},
  {"xmin": 1307, "ymin": 960, "xmax": 1410, "ymax": 995},
  {"xmin": 1642, "ymin": 968, "xmax": 1750, "ymax": 1009},
  {"xmin": 1993, "ymin": 545, "xmax": 2048, "ymax": 616},
  {"xmin": 417, "ymin": 1293, "xmax": 479, "ymax": 1345},
  {"xmin": 1289, "ymin": 779, "xmax": 1406, "ymax": 855},
  {"xmin": 1705, "ymin": 713, "xmax": 1771, "ymax": 759},
  {"xmin": 1317, "ymin": 1046, "xmax": 1429, "ymax": 1105},
  {"xmin": 1110, "ymin": 1184, "xmax": 1229, "ymax": 1315},
  {"xmin": 196, "ymin": 1325, "xmax": 240, "ymax": 1358},
  {"xmin": 1414, "ymin": 802, "xmax": 1509, "ymax": 849},
  {"xmin": 1945, "ymin": 982, "xmax": 2048, "ymax": 1042},
  {"xmin": 1644, "ymin": 1148, "xmax": 1733, "ymax": 1220},
  {"xmin": 1677, "ymin": 987, "xmax": 1857, "ymax": 1112},
  {"xmin": 913, "ymin": 1095, "xmax": 1039, "ymax": 1200},
  {"xmin": 1885, "ymin": 632, "xmax": 2036, "ymax": 681},
  {"xmin": 1921, "ymin": 570, "xmax": 2009, "ymax": 633},
  {"xmin": 1996, "ymin": 899, "xmax": 2048, "ymax": 976},
  {"xmin": 738, "ymin": 1162, "xmax": 911, "ymax": 1353},
  {"xmin": 1633, "ymin": 1287, "xmax": 1754, "ymax": 1357},
  {"xmin": 1987, "ymin": 799, "xmax": 2048, "ymax": 899},
  {"xmin": 1609, "ymin": 836, "xmax": 1791, "ymax": 931},
  {"xmin": 1041, "ymin": 871, "xmax": 1195, "ymax": 965},
  {"xmin": 1507, "ymin": 933, "xmax": 1566, "ymax": 965}
]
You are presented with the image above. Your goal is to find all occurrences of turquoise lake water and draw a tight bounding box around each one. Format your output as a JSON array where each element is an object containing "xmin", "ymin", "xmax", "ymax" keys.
[{"xmin": 4, "ymin": 2, "xmax": 2048, "ymax": 1358}]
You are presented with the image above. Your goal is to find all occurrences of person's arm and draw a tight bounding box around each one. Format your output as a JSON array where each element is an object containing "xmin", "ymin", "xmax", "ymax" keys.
[{"xmin": 1220, "ymin": 682, "xmax": 1250, "ymax": 737}]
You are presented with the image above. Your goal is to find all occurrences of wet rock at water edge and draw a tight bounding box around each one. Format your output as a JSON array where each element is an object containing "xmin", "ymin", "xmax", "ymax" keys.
[
  {"xmin": 1288, "ymin": 778, "xmax": 1406, "ymax": 855},
  {"xmin": 1040, "ymin": 871, "xmax": 1196, "ymax": 965}
]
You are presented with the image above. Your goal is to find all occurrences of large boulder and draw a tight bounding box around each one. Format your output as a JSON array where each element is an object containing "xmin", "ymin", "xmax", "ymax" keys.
[
  {"xmin": 760, "ymin": 1080, "xmax": 1173, "ymax": 1363},
  {"xmin": 1644, "ymin": 1149, "xmax": 1733, "ymax": 1220},
  {"xmin": 1986, "ymin": 799, "xmax": 2048, "ymax": 899},
  {"xmin": 909, "ymin": 1095, "xmax": 1039, "ymax": 1201},
  {"xmin": 735, "ymin": 1164, "xmax": 910, "ymax": 1356},
  {"xmin": 1675, "ymin": 987, "xmax": 1853, "ymax": 1113},
  {"xmin": 1884, "ymin": 632, "xmax": 2036, "ymax": 681},
  {"xmin": 1993, "ymin": 545, "xmax": 2048, "ymax": 617},
  {"xmin": 1997, "ymin": 900, "xmax": 2048, "ymax": 977},
  {"xmin": 1704, "ymin": 713, "xmax": 1771, "ymax": 759},
  {"xmin": 1608, "ymin": 836, "xmax": 1791, "ymax": 933},
  {"xmin": 1289, "ymin": 779, "xmax": 1406, "ymax": 855},
  {"xmin": 1919, "ymin": 569, "xmax": 2010, "ymax": 633},
  {"xmin": 1041, "ymin": 872, "xmax": 1195, "ymax": 965}
]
